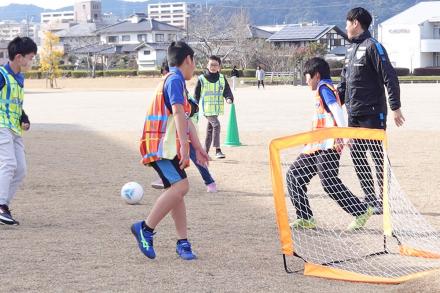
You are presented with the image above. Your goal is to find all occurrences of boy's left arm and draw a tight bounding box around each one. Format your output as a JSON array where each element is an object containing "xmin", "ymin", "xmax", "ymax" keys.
[
  {"xmin": 328, "ymin": 103, "xmax": 347, "ymax": 127},
  {"xmin": 20, "ymin": 109, "xmax": 30, "ymax": 131},
  {"xmin": 223, "ymin": 78, "xmax": 234, "ymax": 104},
  {"xmin": 188, "ymin": 120, "xmax": 209, "ymax": 167},
  {"xmin": 368, "ymin": 43, "xmax": 405, "ymax": 126}
]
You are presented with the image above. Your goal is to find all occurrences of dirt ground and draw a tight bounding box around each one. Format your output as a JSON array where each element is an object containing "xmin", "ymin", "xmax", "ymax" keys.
[{"xmin": 1, "ymin": 79, "xmax": 440, "ymax": 292}]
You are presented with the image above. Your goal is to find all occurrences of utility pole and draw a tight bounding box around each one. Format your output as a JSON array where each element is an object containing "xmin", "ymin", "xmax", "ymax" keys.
[
  {"xmin": 204, "ymin": 0, "xmax": 209, "ymax": 25},
  {"xmin": 25, "ymin": 15, "xmax": 30, "ymax": 37}
]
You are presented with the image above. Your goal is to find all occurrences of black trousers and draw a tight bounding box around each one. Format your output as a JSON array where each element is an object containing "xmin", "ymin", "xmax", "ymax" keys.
[
  {"xmin": 348, "ymin": 114, "xmax": 386, "ymax": 204},
  {"xmin": 257, "ymin": 80, "xmax": 264, "ymax": 88},
  {"xmin": 286, "ymin": 149, "xmax": 368, "ymax": 220}
]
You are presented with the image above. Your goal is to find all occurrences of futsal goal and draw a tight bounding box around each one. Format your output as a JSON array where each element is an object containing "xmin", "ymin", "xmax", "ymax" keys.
[{"xmin": 269, "ymin": 127, "xmax": 440, "ymax": 284}]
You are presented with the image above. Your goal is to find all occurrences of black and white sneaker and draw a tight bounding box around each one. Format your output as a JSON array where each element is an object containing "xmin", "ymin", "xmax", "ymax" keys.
[
  {"xmin": 215, "ymin": 150, "xmax": 226, "ymax": 159},
  {"xmin": 0, "ymin": 205, "xmax": 19, "ymax": 225}
]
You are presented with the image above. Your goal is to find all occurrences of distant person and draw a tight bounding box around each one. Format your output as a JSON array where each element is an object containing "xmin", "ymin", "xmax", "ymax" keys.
[
  {"xmin": 0, "ymin": 36, "xmax": 37, "ymax": 225},
  {"xmin": 151, "ymin": 60, "xmax": 217, "ymax": 193},
  {"xmin": 338, "ymin": 7, "xmax": 404, "ymax": 214},
  {"xmin": 256, "ymin": 65, "xmax": 265, "ymax": 89},
  {"xmin": 194, "ymin": 55, "xmax": 234, "ymax": 159},
  {"xmin": 231, "ymin": 65, "xmax": 240, "ymax": 90},
  {"xmin": 287, "ymin": 57, "xmax": 372, "ymax": 231}
]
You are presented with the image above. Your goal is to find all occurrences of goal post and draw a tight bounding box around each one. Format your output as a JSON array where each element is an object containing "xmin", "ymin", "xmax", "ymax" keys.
[{"xmin": 269, "ymin": 127, "xmax": 440, "ymax": 283}]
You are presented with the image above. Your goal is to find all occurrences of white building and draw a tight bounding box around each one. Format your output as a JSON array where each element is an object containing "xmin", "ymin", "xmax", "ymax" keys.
[
  {"xmin": 267, "ymin": 24, "xmax": 348, "ymax": 51},
  {"xmin": 41, "ymin": 11, "xmax": 75, "ymax": 24},
  {"xmin": 96, "ymin": 13, "xmax": 183, "ymax": 45},
  {"xmin": 102, "ymin": 12, "xmax": 119, "ymax": 25},
  {"xmin": 378, "ymin": 1, "xmax": 440, "ymax": 71},
  {"xmin": 56, "ymin": 23, "xmax": 102, "ymax": 53},
  {"xmin": 135, "ymin": 42, "xmax": 169, "ymax": 71},
  {"xmin": 147, "ymin": 2, "xmax": 202, "ymax": 30},
  {"xmin": 0, "ymin": 21, "xmax": 40, "ymax": 44}
]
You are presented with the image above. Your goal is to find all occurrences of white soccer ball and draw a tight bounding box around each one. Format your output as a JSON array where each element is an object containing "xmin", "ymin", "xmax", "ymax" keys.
[{"xmin": 121, "ymin": 182, "xmax": 144, "ymax": 204}]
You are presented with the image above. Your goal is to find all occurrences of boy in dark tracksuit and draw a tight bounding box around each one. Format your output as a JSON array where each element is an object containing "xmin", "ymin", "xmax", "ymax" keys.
[
  {"xmin": 338, "ymin": 7, "xmax": 405, "ymax": 214},
  {"xmin": 287, "ymin": 57, "xmax": 372, "ymax": 231},
  {"xmin": 194, "ymin": 55, "xmax": 233, "ymax": 159}
]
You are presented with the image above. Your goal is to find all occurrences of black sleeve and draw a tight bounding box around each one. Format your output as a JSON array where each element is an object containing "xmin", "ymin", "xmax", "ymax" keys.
[
  {"xmin": 0, "ymin": 75, "xmax": 5, "ymax": 91},
  {"xmin": 188, "ymin": 98, "xmax": 198, "ymax": 117},
  {"xmin": 337, "ymin": 66, "xmax": 346, "ymax": 105},
  {"xmin": 194, "ymin": 78, "xmax": 202, "ymax": 103},
  {"xmin": 223, "ymin": 78, "xmax": 234, "ymax": 102},
  {"xmin": 368, "ymin": 42, "xmax": 401, "ymax": 111},
  {"xmin": 20, "ymin": 109, "xmax": 30, "ymax": 124}
]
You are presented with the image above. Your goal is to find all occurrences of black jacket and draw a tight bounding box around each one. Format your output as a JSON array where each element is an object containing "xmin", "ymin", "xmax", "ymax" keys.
[
  {"xmin": 337, "ymin": 30, "xmax": 401, "ymax": 117},
  {"xmin": 231, "ymin": 68, "xmax": 240, "ymax": 78},
  {"xmin": 194, "ymin": 70, "xmax": 234, "ymax": 103}
]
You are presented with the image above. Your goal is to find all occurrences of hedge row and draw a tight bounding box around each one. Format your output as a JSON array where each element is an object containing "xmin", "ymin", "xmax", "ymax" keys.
[
  {"xmin": 193, "ymin": 68, "xmax": 256, "ymax": 77},
  {"xmin": 27, "ymin": 67, "xmax": 438, "ymax": 79},
  {"xmin": 24, "ymin": 68, "xmax": 258, "ymax": 79},
  {"xmin": 24, "ymin": 69, "xmax": 162, "ymax": 79},
  {"xmin": 413, "ymin": 67, "xmax": 440, "ymax": 76},
  {"xmin": 330, "ymin": 67, "xmax": 411, "ymax": 77}
]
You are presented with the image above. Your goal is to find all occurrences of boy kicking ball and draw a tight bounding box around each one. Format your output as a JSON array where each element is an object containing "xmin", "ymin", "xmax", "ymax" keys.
[{"xmin": 134, "ymin": 41, "xmax": 209, "ymax": 260}]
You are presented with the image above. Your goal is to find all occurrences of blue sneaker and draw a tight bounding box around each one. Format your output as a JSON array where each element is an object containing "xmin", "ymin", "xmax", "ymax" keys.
[
  {"xmin": 131, "ymin": 221, "xmax": 156, "ymax": 259},
  {"xmin": 176, "ymin": 240, "xmax": 197, "ymax": 260}
]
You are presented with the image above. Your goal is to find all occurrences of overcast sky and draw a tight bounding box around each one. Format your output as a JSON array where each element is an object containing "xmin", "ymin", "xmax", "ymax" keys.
[{"xmin": 0, "ymin": 0, "xmax": 147, "ymax": 10}]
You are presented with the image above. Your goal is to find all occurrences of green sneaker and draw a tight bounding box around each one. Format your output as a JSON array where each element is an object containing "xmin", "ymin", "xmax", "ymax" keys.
[
  {"xmin": 348, "ymin": 206, "xmax": 374, "ymax": 231},
  {"xmin": 290, "ymin": 218, "xmax": 317, "ymax": 229}
]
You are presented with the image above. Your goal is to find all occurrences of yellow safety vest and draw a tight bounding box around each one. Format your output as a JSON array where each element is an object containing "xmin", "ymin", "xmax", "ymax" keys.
[
  {"xmin": 199, "ymin": 74, "xmax": 226, "ymax": 116},
  {"xmin": 0, "ymin": 66, "xmax": 24, "ymax": 135}
]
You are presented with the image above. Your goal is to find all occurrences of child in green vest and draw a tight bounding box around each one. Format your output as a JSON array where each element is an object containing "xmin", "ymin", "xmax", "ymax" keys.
[
  {"xmin": 194, "ymin": 55, "xmax": 234, "ymax": 159},
  {"xmin": 0, "ymin": 37, "xmax": 37, "ymax": 225}
]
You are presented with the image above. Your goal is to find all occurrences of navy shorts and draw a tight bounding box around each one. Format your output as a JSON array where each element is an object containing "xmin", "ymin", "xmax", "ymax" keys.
[
  {"xmin": 149, "ymin": 156, "xmax": 187, "ymax": 188},
  {"xmin": 348, "ymin": 113, "xmax": 386, "ymax": 130}
]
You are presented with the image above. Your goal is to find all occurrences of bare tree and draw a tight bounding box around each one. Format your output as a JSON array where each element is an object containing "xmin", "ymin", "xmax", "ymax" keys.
[
  {"xmin": 227, "ymin": 12, "xmax": 261, "ymax": 68},
  {"xmin": 188, "ymin": 8, "xmax": 236, "ymax": 66}
]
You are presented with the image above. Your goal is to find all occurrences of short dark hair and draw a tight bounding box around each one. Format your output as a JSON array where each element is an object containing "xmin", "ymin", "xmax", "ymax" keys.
[
  {"xmin": 167, "ymin": 41, "xmax": 194, "ymax": 67},
  {"xmin": 8, "ymin": 36, "xmax": 38, "ymax": 61},
  {"xmin": 346, "ymin": 7, "xmax": 372, "ymax": 31},
  {"xmin": 208, "ymin": 55, "xmax": 221, "ymax": 65},
  {"xmin": 161, "ymin": 59, "xmax": 169, "ymax": 75},
  {"xmin": 303, "ymin": 57, "xmax": 331, "ymax": 80}
]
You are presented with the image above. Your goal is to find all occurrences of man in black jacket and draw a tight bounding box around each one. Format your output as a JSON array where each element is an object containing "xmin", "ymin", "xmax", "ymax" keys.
[{"xmin": 338, "ymin": 7, "xmax": 405, "ymax": 214}]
